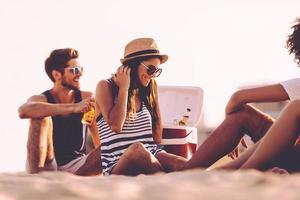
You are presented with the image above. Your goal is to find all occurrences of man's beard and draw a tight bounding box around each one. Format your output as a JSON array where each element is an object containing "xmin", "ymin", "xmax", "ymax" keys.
[{"xmin": 61, "ymin": 76, "xmax": 79, "ymax": 90}]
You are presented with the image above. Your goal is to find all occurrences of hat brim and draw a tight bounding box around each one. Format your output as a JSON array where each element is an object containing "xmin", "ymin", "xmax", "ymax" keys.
[{"xmin": 120, "ymin": 53, "xmax": 168, "ymax": 65}]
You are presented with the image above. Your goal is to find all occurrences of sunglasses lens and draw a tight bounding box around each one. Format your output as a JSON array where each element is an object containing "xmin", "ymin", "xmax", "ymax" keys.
[
  {"xmin": 70, "ymin": 67, "xmax": 83, "ymax": 75},
  {"xmin": 147, "ymin": 65, "xmax": 158, "ymax": 75},
  {"xmin": 140, "ymin": 62, "xmax": 161, "ymax": 77},
  {"xmin": 154, "ymin": 68, "xmax": 162, "ymax": 77},
  {"xmin": 74, "ymin": 67, "xmax": 80, "ymax": 74}
]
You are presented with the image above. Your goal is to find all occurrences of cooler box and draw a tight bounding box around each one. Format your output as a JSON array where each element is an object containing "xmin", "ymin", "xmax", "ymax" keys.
[{"xmin": 158, "ymin": 86, "xmax": 204, "ymax": 159}]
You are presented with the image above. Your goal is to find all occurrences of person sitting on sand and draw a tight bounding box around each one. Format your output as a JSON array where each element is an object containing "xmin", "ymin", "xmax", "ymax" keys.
[
  {"xmin": 95, "ymin": 37, "xmax": 268, "ymax": 176},
  {"xmin": 190, "ymin": 17, "xmax": 300, "ymax": 173},
  {"xmin": 18, "ymin": 48, "xmax": 102, "ymax": 176}
]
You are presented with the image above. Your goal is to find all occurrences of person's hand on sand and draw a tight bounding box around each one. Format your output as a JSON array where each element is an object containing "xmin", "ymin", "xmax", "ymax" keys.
[{"xmin": 228, "ymin": 138, "xmax": 248, "ymax": 159}]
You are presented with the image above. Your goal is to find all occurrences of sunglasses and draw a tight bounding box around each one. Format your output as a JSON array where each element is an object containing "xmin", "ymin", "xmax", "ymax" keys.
[
  {"xmin": 140, "ymin": 62, "xmax": 162, "ymax": 78},
  {"xmin": 64, "ymin": 66, "xmax": 83, "ymax": 75}
]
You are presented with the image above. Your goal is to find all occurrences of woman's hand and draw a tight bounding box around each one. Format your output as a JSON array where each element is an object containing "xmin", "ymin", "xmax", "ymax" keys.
[{"xmin": 112, "ymin": 65, "xmax": 131, "ymax": 91}]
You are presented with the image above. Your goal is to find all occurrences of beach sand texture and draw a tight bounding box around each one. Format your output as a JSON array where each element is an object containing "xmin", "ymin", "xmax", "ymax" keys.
[{"xmin": 1, "ymin": 169, "xmax": 300, "ymax": 200}]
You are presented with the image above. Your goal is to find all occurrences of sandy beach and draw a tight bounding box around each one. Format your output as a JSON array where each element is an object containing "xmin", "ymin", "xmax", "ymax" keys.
[{"xmin": 1, "ymin": 169, "xmax": 300, "ymax": 200}]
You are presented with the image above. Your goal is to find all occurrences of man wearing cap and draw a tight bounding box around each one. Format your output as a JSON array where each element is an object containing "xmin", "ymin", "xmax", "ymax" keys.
[{"xmin": 18, "ymin": 48, "xmax": 102, "ymax": 176}]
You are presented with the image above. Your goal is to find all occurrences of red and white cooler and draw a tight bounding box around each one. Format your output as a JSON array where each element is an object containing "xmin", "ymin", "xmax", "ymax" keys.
[{"xmin": 158, "ymin": 86, "xmax": 204, "ymax": 159}]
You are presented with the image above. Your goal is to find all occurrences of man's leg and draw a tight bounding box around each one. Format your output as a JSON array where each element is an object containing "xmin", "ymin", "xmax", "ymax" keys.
[
  {"xmin": 74, "ymin": 145, "xmax": 103, "ymax": 176},
  {"xmin": 183, "ymin": 105, "xmax": 274, "ymax": 169},
  {"xmin": 215, "ymin": 141, "xmax": 260, "ymax": 170},
  {"xmin": 27, "ymin": 117, "xmax": 55, "ymax": 173},
  {"xmin": 111, "ymin": 143, "xmax": 164, "ymax": 176}
]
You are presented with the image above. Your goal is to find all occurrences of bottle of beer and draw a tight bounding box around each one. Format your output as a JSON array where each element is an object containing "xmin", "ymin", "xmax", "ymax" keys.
[
  {"xmin": 178, "ymin": 108, "xmax": 191, "ymax": 126},
  {"xmin": 81, "ymin": 97, "xmax": 95, "ymax": 126}
]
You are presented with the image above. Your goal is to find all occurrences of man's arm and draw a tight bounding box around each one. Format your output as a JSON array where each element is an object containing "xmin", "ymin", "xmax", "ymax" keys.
[
  {"xmin": 18, "ymin": 94, "xmax": 92, "ymax": 119},
  {"xmin": 226, "ymin": 83, "xmax": 289, "ymax": 115}
]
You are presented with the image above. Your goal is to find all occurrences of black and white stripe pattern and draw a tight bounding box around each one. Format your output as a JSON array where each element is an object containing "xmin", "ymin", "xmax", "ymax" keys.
[{"xmin": 96, "ymin": 104, "xmax": 162, "ymax": 175}]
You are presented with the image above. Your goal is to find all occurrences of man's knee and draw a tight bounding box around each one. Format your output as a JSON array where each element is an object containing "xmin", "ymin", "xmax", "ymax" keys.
[
  {"xmin": 230, "ymin": 105, "xmax": 256, "ymax": 119},
  {"xmin": 237, "ymin": 105, "xmax": 273, "ymax": 142},
  {"xmin": 229, "ymin": 105, "xmax": 272, "ymax": 124}
]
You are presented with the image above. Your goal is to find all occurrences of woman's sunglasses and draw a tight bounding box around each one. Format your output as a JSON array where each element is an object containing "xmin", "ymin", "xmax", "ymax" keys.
[
  {"xmin": 140, "ymin": 62, "xmax": 162, "ymax": 78},
  {"xmin": 64, "ymin": 66, "xmax": 83, "ymax": 75}
]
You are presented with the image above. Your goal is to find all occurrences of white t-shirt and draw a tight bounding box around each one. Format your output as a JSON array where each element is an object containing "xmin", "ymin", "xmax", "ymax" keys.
[{"xmin": 280, "ymin": 78, "xmax": 300, "ymax": 101}]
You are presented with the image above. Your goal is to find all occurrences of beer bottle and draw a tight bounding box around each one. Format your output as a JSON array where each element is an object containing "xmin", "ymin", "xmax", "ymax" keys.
[
  {"xmin": 178, "ymin": 108, "xmax": 191, "ymax": 126},
  {"xmin": 81, "ymin": 97, "xmax": 95, "ymax": 126}
]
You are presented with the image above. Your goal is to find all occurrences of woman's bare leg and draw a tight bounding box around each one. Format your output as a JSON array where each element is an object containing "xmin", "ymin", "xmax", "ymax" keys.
[
  {"xmin": 240, "ymin": 100, "xmax": 300, "ymax": 170},
  {"xmin": 155, "ymin": 151, "xmax": 188, "ymax": 172},
  {"xmin": 111, "ymin": 143, "xmax": 164, "ymax": 176},
  {"xmin": 75, "ymin": 145, "xmax": 103, "ymax": 176}
]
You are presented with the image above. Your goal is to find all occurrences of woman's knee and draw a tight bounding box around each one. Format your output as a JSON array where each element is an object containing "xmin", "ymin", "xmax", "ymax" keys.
[
  {"xmin": 127, "ymin": 143, "xmax": 151, "ymax": 162},
  {"xmin": 127, "ymin": 142, "xmax": 147, "ymax": 154}
]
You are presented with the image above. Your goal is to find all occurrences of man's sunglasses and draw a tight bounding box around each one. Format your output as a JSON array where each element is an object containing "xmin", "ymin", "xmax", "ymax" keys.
[
  {"xmin": 63, "ymin": 66, "xmax": 83, "ymax": 75},
  {"xmin": 140, "ymin": 62, "xmax": 162, "ymax": 78}
]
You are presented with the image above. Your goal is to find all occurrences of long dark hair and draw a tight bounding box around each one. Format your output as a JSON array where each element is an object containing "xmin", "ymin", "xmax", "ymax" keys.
[{"xmin": 112, "ymin": 56, "xmax": 160, "ymax": 130}]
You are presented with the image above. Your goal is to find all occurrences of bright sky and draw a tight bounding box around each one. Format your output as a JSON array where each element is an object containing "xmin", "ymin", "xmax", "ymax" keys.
[{"xmin": 1, "ymin": 0, "xmax": 300, "ymax": 172}]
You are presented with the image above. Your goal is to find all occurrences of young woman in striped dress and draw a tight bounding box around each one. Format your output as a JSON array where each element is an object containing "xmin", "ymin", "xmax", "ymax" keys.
[{"xmin": 95, "ymin": 38, "xmax": 187, "ymax": 176}]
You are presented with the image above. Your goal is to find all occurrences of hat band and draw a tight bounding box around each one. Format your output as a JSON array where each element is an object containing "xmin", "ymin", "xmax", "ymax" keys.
[{"xmin": 124, "ymin": 49, "xmax": 160, "ymax": 59}]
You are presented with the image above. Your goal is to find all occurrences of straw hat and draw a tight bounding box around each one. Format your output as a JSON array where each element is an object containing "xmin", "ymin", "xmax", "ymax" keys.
[{"xmin": 120, "ymin": 38, "xmax": 168, "ymax": 64}]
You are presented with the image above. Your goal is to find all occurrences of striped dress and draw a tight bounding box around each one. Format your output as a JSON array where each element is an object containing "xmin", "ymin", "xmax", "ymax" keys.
[{"xmin": 96, "ymin": 104, "xmax": 163, "ymax": 175}]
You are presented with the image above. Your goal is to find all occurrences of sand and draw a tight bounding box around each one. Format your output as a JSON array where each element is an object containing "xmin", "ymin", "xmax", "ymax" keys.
[{"xmin": 1, "ymin": 169, "xmax": 300, "ymax": 200}]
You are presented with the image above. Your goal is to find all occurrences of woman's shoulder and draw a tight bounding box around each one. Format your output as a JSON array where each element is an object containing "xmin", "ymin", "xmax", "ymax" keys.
[
  {"xmin": 96, "ymin": 78, "xmax": 115, "ymax": 87},
  {"xmin": 96, "ymin": 78, "xmax": 118, "ymax": 95}
]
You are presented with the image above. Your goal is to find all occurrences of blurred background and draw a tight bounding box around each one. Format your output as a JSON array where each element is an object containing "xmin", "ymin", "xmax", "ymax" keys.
[{"xmin": 1, "ymin": 0, "xmax": 299, "ymax": 172}]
